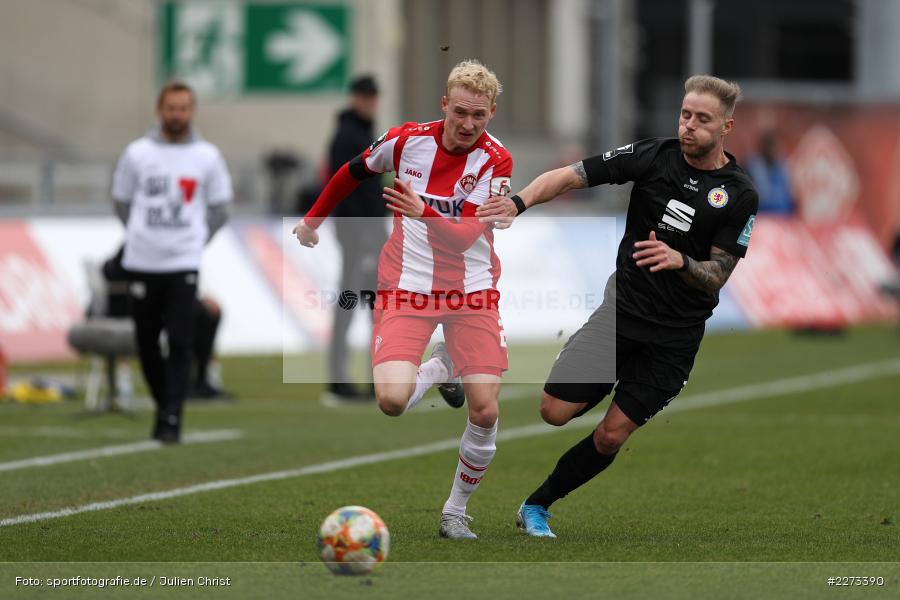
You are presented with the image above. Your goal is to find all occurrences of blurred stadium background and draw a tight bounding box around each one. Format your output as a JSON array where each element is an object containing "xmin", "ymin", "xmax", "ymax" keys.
[
  {"xmin": 1, "ymin": 0, "xmax": 899, "ymax": 596},
  {"xmin": 2, "ymin": 0, "xmax": 898, "ymax": 363}
]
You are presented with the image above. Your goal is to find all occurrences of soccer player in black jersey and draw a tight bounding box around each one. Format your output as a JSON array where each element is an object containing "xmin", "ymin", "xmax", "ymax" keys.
[{"xmin": 476, "ymin": 75, "xmax": 759, "ymax": 537}]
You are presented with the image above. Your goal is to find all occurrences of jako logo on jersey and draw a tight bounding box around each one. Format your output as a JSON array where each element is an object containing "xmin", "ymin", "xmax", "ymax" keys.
[
  {"xmin": 405, "ymin": 168, "xmax": 423, "ymax": 178},
  {"xmin": 707, "ymin": 187, "xmax": 729, "ymax": 208},
  {"xmin": 178, "ymin": 177, "xmax": 197, "ymax": 203},
  {"xmin": 661, "ymin": 199, "xmax": 695, "ymax": 232},
  {"xmin": 459, "ymin": 173, "xmax": 478, "ymax": 193},
  {"xmin": 490, "ymin": 177, "xmax": 511, "ymax": 197},
  {"xmin": 374, "ymin": 335, "xmax": 383, "ymax": 354}
]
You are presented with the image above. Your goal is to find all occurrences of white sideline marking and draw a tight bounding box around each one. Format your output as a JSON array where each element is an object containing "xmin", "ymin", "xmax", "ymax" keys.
[
  {"xmin": 667, "ymin": 358, "xmax": 900, "ymax": 414},
  {"xmin": 3, "ymin": 358, "xmax": 900, "ymax": 528},
  {"xmin": 427, "ymin": 357, "xmax": 900, "ymax": 411},
  {"xmin": 0, "ymin": 426, "xmax": 135, "ymax": 440},
  {"xmin": 0, "ymin": 429, "xmax": 243, "ymax": 474}
]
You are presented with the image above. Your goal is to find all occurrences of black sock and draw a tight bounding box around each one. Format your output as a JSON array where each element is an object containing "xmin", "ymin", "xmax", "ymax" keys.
[
  {"xmin": 192, "ymin": 302, "xmax": 220, "ymax": 385},
  {"xmin": 526, "ymin": 432, "xmax": 618, "ymax": 509}
]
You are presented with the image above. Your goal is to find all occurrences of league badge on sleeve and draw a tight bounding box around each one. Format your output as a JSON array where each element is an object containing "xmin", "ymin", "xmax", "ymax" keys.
[
  {"xmin": 738, "ymin": 214, "xmax": 755, "ymax": 247},
  {"xmin": 368, "ymin": 131, "xmax": 388, "ymax": 152},
  {"xmin": 602, "ymin": 143, "xmax": 634, "ymax": 161},
  {"xmin": 707, "ymin": 187, "xmax": 729, "ymax": 208},
  {"xmin": 490, "ymin": 177, "xmax": 511, "ymax": 197}
]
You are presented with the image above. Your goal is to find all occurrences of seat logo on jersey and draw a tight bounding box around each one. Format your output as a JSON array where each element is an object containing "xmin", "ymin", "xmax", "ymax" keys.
[
  {"xmin": 602, "ymin": 143, "xmax": 634, "ymax": 161},
  {"xmin": 490, "ymin": 177, "xmax": 511, "ymax": 197},
  {"xmin": 707, "ymin": 186, "xmax": 729, "ymax": 208},
  {"xmin": 459, "ymin": 173, "xmax": 478, "ymax": 194},
  {"xmin": 661, "ymin": 199, "xmax": 695, "ymax": 232}
]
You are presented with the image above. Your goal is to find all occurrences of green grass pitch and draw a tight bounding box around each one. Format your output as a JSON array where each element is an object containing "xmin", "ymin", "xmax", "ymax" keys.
[{"xmin": 1, "ymin": 326, "xmax": 899, "ymax": 599}]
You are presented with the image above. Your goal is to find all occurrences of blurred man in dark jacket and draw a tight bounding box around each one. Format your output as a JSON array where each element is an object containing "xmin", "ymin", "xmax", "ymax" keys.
[{"xmin": 324, "ymin": 75, "xmax": 388, "ymax": 404}]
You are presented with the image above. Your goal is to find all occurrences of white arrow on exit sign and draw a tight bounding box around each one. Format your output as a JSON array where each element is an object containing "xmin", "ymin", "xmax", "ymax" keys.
[{"xmin": 265, "ymin": 10, "xmax": 343, "ymax": 84}]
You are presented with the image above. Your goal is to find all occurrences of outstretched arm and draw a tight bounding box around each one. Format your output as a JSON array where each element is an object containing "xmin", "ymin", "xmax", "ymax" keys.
[
  {"xmin": 514, "ymin": 161, "xmax": 590, "ymax": 209},
  {"xmin": 293, "ymin": 163, "xmax": 363, "ymax": 247},
  {"xmin": 475, "ymin": 161, "xmax": 590, "ymax": 225}
]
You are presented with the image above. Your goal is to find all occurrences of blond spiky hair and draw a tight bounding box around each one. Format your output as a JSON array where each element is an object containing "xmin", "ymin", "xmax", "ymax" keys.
[{"xmin": 446, "ymin": 59, "xmax": 502, "ymax": 105}]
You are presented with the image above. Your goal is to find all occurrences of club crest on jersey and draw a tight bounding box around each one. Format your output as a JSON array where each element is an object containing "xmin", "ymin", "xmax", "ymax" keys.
[
  {"xmin": 707, "ymin": 187, "xmax": 729, "ymax": 208},
  {"xmin": 459, "ymin": 173, "xmax": 478, "ymax": 194}
]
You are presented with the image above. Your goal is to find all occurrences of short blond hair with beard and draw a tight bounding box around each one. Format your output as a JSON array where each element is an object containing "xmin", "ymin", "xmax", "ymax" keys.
[{"xmin": 446, "ymin": 60, "xmax": 502, "ymax": 106}]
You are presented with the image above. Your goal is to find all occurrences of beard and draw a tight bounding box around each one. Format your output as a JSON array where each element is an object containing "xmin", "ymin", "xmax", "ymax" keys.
[
  {"xmin": 162, "ymin": 119, "xmax": 189, "ymax": 138},
  {"xmin": 679, "ymin": 136, "xmax": 716, "ymax": 160}
]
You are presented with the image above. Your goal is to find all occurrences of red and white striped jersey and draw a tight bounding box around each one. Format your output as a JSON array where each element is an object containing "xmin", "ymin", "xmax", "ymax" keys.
[{"xmin": 359, "ymin": 120, "xmax": 513, "ymax": 295}]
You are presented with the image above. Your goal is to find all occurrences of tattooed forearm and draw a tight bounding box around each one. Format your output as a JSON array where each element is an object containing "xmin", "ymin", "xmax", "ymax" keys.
[
  {"xmin": 517, "ymin": 162, "xmax": 590, "ymax": 208},
  {"xmin": 678, "ymin": 246, "xmax": 739, "ymax": 294},
  {"xmin": 570, "ymin": 161, "xmax": 589, "ymax": 188}
]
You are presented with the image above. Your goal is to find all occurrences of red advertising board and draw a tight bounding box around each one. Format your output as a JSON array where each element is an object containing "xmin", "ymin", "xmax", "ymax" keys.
[
  {"xmin": 0, "ymin": 221, "xmax": 82, "ymax": 362},
  {"xmin": 729, "ymin": 103, "xmax": 900, "ymax": 250},
  {"xmin": 729, "ymin": 216, "xmax": 898, "ymax": 328}
]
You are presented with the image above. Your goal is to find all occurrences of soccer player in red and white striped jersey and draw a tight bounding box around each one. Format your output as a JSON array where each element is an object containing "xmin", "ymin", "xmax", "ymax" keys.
[{"xmin": 293, "ymin": 60, "xmax": 513, "ymax": 539}]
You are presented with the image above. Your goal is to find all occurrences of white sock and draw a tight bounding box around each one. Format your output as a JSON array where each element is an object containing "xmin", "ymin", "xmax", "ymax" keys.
[
  {"xmin": 442, "ymin": 419, "xmax": 497, "ymax": 516},
  {"xmin": 404, "ymin": 357, "xmax": 449, "ymax": 413}
]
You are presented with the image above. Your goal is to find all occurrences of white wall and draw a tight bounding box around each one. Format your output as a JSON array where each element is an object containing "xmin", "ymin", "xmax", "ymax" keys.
[{"xmin": 0, "ymin": 0, "xmax": 401, "ymax": 162}]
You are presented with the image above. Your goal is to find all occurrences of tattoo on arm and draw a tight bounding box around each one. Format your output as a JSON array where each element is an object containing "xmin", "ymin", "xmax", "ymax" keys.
[
  {"xmin": 524, "ymin": 161, "xmax": 590, "ymax": 207},
  {"xmin": 679, "ymin": 247, "xmax": 739, "ymax": 294},
  {"xmin": 569, "ymin": 161, "xmax": 589, "ymax": 189}
]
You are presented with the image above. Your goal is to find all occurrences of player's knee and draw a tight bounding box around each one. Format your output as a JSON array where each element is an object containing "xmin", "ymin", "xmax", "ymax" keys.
[
  {"xmin": 377, "ymin": 397, "xmax": 405, "ymax": 417},
  {"xmin": 468, "ymin": 403, "xmax": 498, "ymax": 429},
  {"xmin": 374, "ymin": 385, "xmax": 407, "ymax": 417},
  {"xmin": 539, "ymin": 392, "xmax": 571, "ymax": 426},
  {"xmin": 593, "ymin": 424, "xmax": 630, "ymax": 454},
  {"xmin": 539, "ymin": 405, "xmax": 570, "ymax": 427}
]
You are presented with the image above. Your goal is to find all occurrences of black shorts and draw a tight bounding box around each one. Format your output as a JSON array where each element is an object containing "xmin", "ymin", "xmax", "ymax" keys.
[{"xmin": 543, "ymin": 273, "xmax": 704, "ymax": 426}]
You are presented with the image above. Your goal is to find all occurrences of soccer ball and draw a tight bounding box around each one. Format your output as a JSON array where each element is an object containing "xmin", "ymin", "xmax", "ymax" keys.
[{"xmin": 317, "ymin": 506, "xmax": 390, "ymax": 575}]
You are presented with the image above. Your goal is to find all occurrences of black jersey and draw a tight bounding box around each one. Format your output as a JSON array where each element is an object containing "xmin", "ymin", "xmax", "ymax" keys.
[{"xmin": 583, "ymin": 137, "xmax": 758, "ymax": 327}]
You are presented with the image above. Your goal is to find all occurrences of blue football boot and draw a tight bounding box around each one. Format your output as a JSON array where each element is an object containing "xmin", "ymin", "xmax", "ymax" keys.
[{"xmin": 516, "ymin": 501, "xmax": 557, "ymax": 538}]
